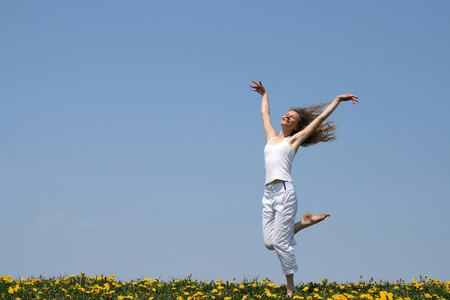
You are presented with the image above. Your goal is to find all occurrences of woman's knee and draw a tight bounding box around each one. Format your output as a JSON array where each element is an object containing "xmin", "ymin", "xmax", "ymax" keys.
[
  {"xmin": 272, "ymin": 238, "xmax": 289, "ymax": 252},
  {"xmin": 264, "ymin": 241, "xmax": 274, "ymax": 250}
]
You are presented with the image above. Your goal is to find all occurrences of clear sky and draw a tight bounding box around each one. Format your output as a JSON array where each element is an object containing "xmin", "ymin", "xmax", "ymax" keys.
[{"xmin": 1, "ymin": 0, "xmax": 449, "ymax": 285}]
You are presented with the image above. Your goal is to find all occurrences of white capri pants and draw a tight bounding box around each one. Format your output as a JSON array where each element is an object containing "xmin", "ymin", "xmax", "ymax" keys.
[{"xmin": 262, "ymin": 181, "xmax": 298, "ymax": 275}]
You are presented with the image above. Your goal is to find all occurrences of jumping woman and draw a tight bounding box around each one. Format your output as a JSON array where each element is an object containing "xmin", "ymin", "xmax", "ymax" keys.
[{"xmin": 250, "ymin": 80, "xmax": 358, "ymax": 297}]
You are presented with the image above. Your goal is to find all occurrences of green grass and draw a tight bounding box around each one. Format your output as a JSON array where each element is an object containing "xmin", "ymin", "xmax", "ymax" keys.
[{"xmin": 1, "ymin": 273, "xmax": 448, "ymax": 299}]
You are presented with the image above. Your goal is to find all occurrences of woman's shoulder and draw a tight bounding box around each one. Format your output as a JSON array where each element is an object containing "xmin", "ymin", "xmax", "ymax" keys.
[
  {"xmin": 267, "ymin": 136, "xmax": 291, "ymax": 146},
  {"xmin": 267, "ymin": 136, "xmax": 277, "ymax": 144}
]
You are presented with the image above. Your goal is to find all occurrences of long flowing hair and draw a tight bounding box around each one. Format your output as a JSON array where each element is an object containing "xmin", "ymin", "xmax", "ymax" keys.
[{"xmin": 289, "ymin": 102, "xmax": 337, "ymax": 147}]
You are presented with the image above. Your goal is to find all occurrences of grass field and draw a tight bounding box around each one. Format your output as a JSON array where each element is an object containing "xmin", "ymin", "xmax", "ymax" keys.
[{"xmin": 1, "ymin": 273, "xmax": 449, "ymax": 299}]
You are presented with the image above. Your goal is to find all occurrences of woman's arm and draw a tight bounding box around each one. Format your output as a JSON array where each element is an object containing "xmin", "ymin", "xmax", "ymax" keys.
[
  {"xmin": 251, "ymin": 81, "xmax": 277, "ymax": 142},
  {"xmin": 289, "ymin": 94, "xmax": 358, "ymax": 152}
]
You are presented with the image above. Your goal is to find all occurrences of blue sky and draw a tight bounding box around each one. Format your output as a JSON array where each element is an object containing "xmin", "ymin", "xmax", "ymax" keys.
[{"xmin": 1, "ymin": 0, "xmax": 449, "ymax": 285}]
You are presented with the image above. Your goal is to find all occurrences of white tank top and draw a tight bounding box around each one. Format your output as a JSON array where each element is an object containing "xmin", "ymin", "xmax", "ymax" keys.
[{"xmin": 264, "ymin": 137, "xmax": 296, "ymax": 185}]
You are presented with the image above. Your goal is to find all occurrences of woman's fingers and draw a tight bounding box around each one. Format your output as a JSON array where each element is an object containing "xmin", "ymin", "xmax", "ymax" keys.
[
  {"xmin": 250, "ymin": 81, "xmax": 261, "ymax": 88},
  {"xmin": 250, "ymin": 80, "xmax": 265, "ymax": 93},
  {"xmin": 338, "ymin": 94, "xmax": 359, "ymax": 104}
]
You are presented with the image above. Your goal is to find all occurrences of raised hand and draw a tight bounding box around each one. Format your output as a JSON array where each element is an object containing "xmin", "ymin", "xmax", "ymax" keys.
[
  {"xmin": 337, "ymin": 94, "xmax": 359, "ymax": 104},
  {"xmin": 250, "ymin": 80, "xmax": 267, "ymax": 95}
]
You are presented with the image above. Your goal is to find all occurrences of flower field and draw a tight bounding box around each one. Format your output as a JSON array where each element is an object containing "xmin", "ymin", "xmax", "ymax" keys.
[{"xmin": 1, "ymin": 273, "xmax": 448, "ymax": 300}]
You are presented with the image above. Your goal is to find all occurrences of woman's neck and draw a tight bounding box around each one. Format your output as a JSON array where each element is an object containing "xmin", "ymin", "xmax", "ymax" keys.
[{"xmin": 279, "ymin": 128, "xmax": 291, "ymax": 138}]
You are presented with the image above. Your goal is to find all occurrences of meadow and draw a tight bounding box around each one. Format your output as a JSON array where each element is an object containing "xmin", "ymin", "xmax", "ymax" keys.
[{"xmin": 1, "ymin": 273, "xmax": 448, "ymax": 300}]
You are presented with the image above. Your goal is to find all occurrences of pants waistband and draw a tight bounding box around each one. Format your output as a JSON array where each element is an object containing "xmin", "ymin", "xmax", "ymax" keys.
[{"xmin": 265, "ymin": 181, "xmax": 294, "ymax": 191}]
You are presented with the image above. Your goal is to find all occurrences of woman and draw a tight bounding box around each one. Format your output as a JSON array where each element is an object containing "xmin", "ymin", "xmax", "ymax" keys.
[{"xmin": 250, "ymin": 80, "xmax": 358, "ymax": 297}]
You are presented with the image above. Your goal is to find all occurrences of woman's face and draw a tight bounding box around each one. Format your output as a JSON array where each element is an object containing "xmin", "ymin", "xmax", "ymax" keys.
[{"xmin": 281, "ymin": 111, "xmax": 300, "ymax": 131}]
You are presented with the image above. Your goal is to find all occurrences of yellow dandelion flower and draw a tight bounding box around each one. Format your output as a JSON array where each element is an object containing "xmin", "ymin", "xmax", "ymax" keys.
[
  {"xmin": 332, "ymin": 295, "xmax": 348, "ymax": 300},
  {"xmin": 379, "ymin": 291, "xmax": 393, "ymax": 300}
]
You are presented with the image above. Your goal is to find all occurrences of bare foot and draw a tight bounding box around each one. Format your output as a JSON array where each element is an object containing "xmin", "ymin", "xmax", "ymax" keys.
[
  {"xmin": 286, "ymin": 287, "xmax": 297, "ymax": 297},
  {"xmin": 294, "ymin": 213, "xmax": 330, "ymax": 234}
]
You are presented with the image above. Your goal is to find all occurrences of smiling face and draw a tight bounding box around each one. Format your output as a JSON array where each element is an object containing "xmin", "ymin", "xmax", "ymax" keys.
[{"xmin": 280, "ymin": 110, "xmax": 300, "ymax": 132}]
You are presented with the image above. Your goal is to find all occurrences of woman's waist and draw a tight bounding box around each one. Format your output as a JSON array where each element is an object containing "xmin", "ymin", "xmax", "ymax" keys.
[
  {"xmin": 264, "ymin": 180, "xmax": 295, "ymax": 191},
  {"xmin": 266, "ymin": 179, "xmax": 286, "ymax": 186}
]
